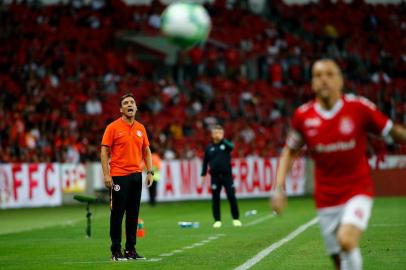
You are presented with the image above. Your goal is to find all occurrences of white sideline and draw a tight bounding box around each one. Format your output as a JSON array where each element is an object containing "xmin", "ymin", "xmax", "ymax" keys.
[
  {"xmin": 158, "ymin": 233, "xmax": 226, "ymax": 257},
  {"xmin": 234, "ymin": 217, "xmax": 318, "ymax": 270},
  {"xmin": 244, "ymin": 213, "xmax": 276, "ymax": 227},
  {"xmin": 64, "ymin": 234, "xmax": 226, "ymax": 265}
]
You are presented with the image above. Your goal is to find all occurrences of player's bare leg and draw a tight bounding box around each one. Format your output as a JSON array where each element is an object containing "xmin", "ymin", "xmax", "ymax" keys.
[{"xmin": 337, "ymin": 224, "xmax": 363, "ymax": 270}]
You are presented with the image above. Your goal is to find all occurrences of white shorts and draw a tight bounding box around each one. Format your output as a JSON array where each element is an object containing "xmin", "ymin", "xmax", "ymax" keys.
[{"xmin": 317, "ymin": 195, "xmax": 373, "ymax": 255}]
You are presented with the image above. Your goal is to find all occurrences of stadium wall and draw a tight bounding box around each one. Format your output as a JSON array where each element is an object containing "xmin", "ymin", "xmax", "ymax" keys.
[{"xmin": 371, "ymin": 169, "xmax": 406, "ymax": 196}]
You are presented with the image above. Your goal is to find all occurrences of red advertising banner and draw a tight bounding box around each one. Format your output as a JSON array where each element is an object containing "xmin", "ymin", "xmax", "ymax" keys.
[
  {"xmin": 0, "ymin": 163, "xmax": 62, "ymax": 209},
  {"xmin": 156, "ymin": 157, "xmax": 306, "ymax": 201},
  {"xmin": 61, "ymin": 164, "xmax": 86, "ymax": 193}
]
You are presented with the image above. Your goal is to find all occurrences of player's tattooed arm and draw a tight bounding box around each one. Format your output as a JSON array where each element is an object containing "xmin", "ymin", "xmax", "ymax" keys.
[
  {"xmin": 271, "ymin": 146, "xmax": 301, "ymax": 214},
  {"xmin": 275, "ymin": 146, "xmax": 301, "ymax": 191}
]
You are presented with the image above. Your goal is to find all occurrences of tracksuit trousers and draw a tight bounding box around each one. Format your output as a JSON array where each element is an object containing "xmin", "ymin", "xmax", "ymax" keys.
[{"xmin": 110, "ymin": 172, "xmax": 142, "ymax": 253}]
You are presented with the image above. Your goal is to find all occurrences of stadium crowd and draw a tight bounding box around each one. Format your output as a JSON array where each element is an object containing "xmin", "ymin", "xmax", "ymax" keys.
[{"xmin": 0, "ymin": 0, "xmax": 405, "ymax": 163}]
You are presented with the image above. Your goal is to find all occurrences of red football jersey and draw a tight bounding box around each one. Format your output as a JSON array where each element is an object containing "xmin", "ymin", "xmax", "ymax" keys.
[{"xmin": 287, "ymin": 94, "xmax": 393, "ymax": 208}]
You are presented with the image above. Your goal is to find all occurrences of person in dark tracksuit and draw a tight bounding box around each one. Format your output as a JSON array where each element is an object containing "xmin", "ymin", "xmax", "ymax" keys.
[
  {"xmin": 101, "ymin": 93, "xmax": 154, "ymax": 261},
  {"xmin": 201, "ymin": 125, "xmax": 241, "ymax": 228},
  {"xmin": 148, "ymin": 151, "xmax": 161, "ymax": 206}
]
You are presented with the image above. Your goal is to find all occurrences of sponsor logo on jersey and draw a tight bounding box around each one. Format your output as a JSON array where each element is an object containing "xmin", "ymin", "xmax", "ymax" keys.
[
  {"xmin": 339, "ymin": 117, "xmax": 354, "ymax": 135},
  {"xmin": 210, "ymin": 147, "xmax": 215, "ymax": 152},
  {"xmin": 136, "ymin": 130, "xmax": 142, "ymax": 137},
  {"xmin": 304, "ymin": 117, "xmax": 322, "ymax": 128},
  {"xmin": 315, "ymin": 139, "xmax": 356, "ymax": 153}
]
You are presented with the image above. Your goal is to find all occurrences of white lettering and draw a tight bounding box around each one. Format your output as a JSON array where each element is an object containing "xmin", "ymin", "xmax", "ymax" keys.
[{"xmin": 315, "ymin": 139, "xmax": 356, "ymax": 153}]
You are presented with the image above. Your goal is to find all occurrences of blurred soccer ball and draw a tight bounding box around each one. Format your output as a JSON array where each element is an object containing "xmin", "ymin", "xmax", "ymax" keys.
[{"xmin": 160, "ymin": 2, "xmax": 211, "ymax": 49}]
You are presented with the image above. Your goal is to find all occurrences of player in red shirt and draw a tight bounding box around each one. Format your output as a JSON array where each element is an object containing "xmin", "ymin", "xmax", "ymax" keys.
[{"xmin": 272, "ymin": 59, "xmax": 406, "ymax": 270}]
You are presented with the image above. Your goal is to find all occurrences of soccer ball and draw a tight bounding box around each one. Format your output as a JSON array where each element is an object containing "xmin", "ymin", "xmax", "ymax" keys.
[{"xmin": 160, "ymin": 2, "xmax": 211, "ymax": 49}]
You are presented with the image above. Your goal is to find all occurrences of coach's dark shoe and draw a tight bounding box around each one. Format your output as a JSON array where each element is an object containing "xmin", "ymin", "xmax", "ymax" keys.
[
  {"xmin": 111, "ymin": 251, "xmax": 128, "ymax": 261},
  {"xmin": 125, "ymin": 249, "xmax": 146, "ymax": 260}
]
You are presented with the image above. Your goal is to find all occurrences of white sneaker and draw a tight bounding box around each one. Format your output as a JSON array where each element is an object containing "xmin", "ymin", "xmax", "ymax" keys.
[
  {"xmin": 232, "ymin": 220, "xmax": 242, "ymax": 227},
  {"xmin": 213, "ymin": 221, "xmax": 222, "ymax": 228}
]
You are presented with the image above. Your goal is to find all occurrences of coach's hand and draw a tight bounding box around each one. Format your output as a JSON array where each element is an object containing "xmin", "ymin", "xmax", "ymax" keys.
[
  {"xmin": 104, "ymin": 175, "xmax": 113, "ymax": 189},
  {"xmin": 146, "ymin": 174, "xmax": 153, "ymax": 187},
  {"xmin": 271, "ymin": 189, "xmax": 287, "ymax": 214}
]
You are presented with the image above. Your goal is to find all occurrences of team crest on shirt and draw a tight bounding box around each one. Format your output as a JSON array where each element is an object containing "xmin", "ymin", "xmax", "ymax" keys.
[
  {"xmin": 136, "ymin": 130, "xmax": 142, "ymax": 137},
  {"xmin": 113, "ymin": 184, "xmax": 120, "ymax": 191},
  {"xmin": 339, "ymin": 117, "xmax": 354, "ymax": 135},
  {"xmin": 220, "ymin": 144, "xmax": 225, "ymax": 150}
]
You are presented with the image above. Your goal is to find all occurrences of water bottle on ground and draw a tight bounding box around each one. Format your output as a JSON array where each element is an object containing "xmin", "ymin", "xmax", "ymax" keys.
[
  {"xmin": 244, "ymin": 210, "xmax": 258, "ymax": 217},
  {"xmin": 178, "ymin": 221, "xmax": 200, "ymax": 228}
]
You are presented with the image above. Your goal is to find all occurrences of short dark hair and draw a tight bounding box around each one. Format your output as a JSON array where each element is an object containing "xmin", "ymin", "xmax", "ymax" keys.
[
  {"xmin": 211, "ymin": 124, "xmax": 223, "ymax": 131},
  {"xmin": 119, "ymin": 93, "xmax": 136, "ymax": 107}
]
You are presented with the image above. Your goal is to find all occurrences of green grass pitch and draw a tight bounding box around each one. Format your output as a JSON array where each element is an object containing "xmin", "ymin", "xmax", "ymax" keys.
[{"xmin": 0, "ymin": 197, "xmax": 405, "ymax": 270}]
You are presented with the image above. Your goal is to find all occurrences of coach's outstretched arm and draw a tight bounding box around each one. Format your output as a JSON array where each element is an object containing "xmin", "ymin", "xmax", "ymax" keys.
[
  {"xmin": 390, "ymin": 124, "xmax": 406, "ymax": 143},
  {"xmin": 271, "ymin": 146, "xmax": 301, "ymax": 214}
]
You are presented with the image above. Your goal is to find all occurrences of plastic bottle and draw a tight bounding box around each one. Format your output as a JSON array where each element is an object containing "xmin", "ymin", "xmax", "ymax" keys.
[
  {"xmin": 192, "ymin": 222, "xmax": 200, "ymax": 228},
  {"xmin": 244, "ymin": 210, "xmax": 258, "ymax": 217},
  {"xmin": 178, "ymin": 221, "xmax": 200, "ymax": 228}
]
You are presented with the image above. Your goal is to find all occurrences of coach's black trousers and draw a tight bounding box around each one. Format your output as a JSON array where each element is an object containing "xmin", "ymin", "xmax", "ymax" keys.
[
  {"xmin": 110, "ymin": 172, "xmax": 142, "ymax": 253},
  {"xmin": 211, "ymin": 173, "xmax": 239, "ymax": 221}
]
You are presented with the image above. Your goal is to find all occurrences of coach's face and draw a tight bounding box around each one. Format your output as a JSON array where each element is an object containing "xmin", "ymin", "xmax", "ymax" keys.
[
  {"xmin": 211, "ymin": 128, "xmax": 224, "ymax": 142},
  {"xmin": 312, "ymin": 60, "xmax": 343, "ymax": 101},
  {"xmin": 120, "ymin": 97, "xmax": 137, "ymax": 118}
]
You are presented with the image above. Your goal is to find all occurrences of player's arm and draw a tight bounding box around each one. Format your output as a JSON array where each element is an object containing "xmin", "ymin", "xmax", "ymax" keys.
[
  {"xmin": 271, "ymin": 127, "xmax": 304, "ymax": 214},
  {"xmin": 100, "ymin": 145, "xmax": 112, "ymax": 189},
  {"xmin": 389, "ymin": 124, "xmax": 406, "ymax": 143},
  {"xmin": 143, "ymin": 146, "xmax": 153, "ymax": 187},
  {"xmin": 359, "ymin": 96, "xmax": 406, "ymax": 144},
  {"xmin": 275, "ymin": 146, "xmax": 302, "ymax": 191},
  {"xmin": 271, "ymin": 146, "xmax": 301, "ymax": 214}
]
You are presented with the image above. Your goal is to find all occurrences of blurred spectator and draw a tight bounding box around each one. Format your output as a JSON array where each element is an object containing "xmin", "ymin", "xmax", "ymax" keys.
[
  {"xmin": 86, "ymin": 96, "xmax": 103, "ymax": 115},
  {"xmin": 66, "ymin": 143, "xmax": 80, "ymax": 163},
  {"xmin": 0, "ymin": 0, "xmax": 404, "ymax": 163},
  {"xmin": 240, "ymin": 123, "xmax": 255, "ymax": 144}
]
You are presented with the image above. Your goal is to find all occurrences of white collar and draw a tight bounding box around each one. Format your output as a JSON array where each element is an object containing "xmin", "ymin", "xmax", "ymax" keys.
[{"xmin": 314, "ymin": 99, "xmax": 343, "ymax": 120}]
